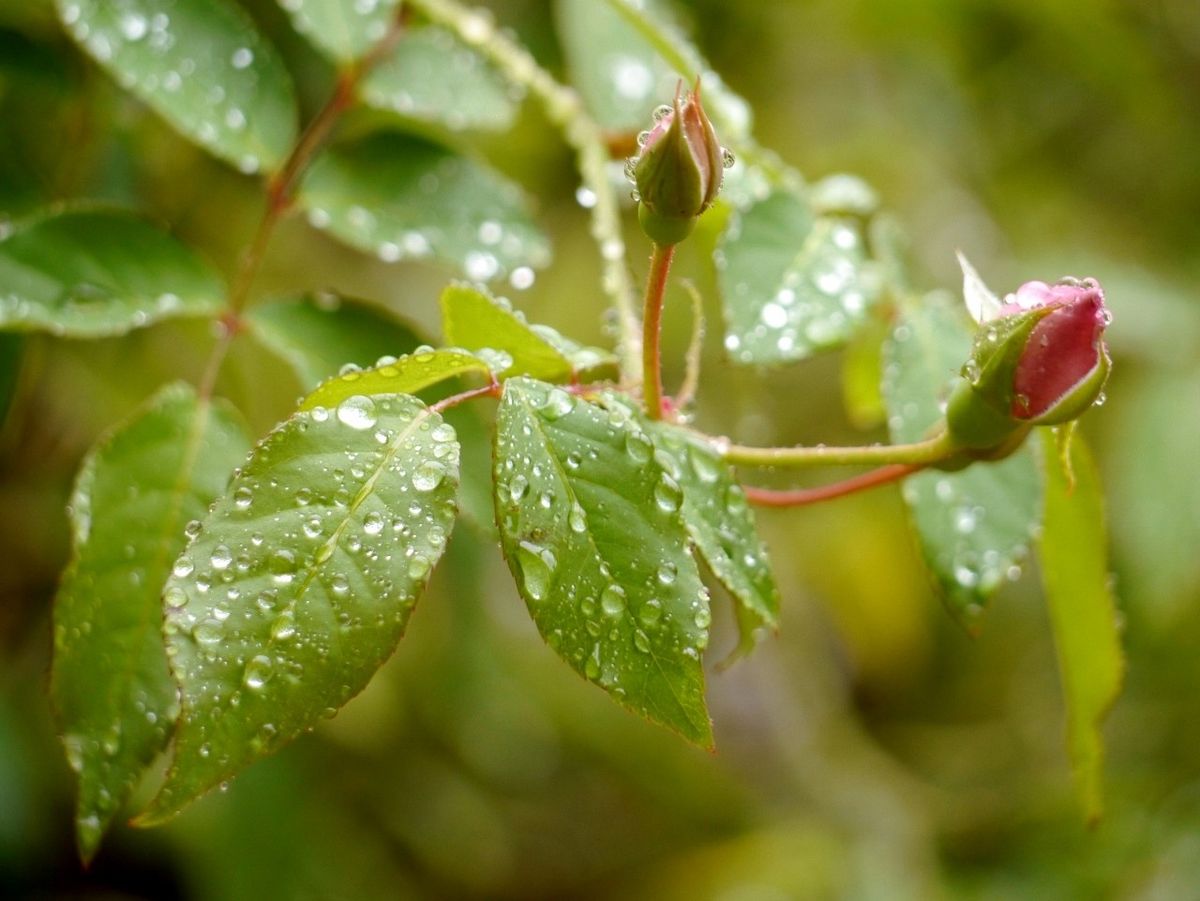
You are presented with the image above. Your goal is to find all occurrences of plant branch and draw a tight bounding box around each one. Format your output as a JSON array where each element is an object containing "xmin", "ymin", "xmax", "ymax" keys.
[
  {"xmin": 641, "ymin": 243, "xmax": 676, "ymax": 419},
  {"xmin": 745, "ymin": 464, "xmax": 921, "ymax": 507},
  {"xmin": 430, "ymin": 381, "xmax": 501, "ymax": 414},
  {"xmin": 721, "ymin": 430, "xmax": 958, "ymax": 469},
  {"xmin": 406, "ymin": 0, "xmax": 642, "ymax": 380}
]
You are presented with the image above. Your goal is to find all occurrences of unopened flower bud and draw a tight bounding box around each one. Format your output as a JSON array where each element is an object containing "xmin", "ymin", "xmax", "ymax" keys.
[
  {"xmin": 946, "ymin": 263, "xmax": 1112, "ymax": 450},
  {"xmin": 632, "ymin": 80, "xmax": 724, "ymax": 245}
]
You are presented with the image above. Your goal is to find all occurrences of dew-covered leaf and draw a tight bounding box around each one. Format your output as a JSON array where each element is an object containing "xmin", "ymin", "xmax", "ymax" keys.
[
  {"xmin": 300, "ymin": 347, "xmax": 491, "ymax": 412},
  {"xmin": 139, "ymin": 393, "xmax": 460, "ymax": 823},
  {"xmin": 51, "ymin": 382, "xmax": 251, "ymax": 860},
  {"xmin": 274, "ymin": 0, "xmax": 399, "ymax": 64},
  {"xmin": 440, "ymin": 282, "xmax": 572, "ymax": 382},
  {"xmin": 641, "ymin": 418, "xmax": 779, "ymax": 657},
  {"xmin": 361, "ymin": 26, "xmax": 517, "ymax": 132},
  {"xmin": 245, "ymin": 295, "xmax": 422, "ymax": 391},
  {"xmin": 0, "ymin": 208, "xmax": 224, "ymax": 337},
  {"xmin": 58, "ymin": 0, "xmax": 298, "ymax": 174},
  {"xmin": 882, "ymin": 295, "xmax": 1041, "ymax": 628},
  {"xmin": 556, "ymin": 0, "xmax": 751, "ymax": 140},
  {"xmin": 494, "ymin": 378, "xmax": 712, "ymax": 745},
  {"xmin": 1039, "ymin": 434, "xmax": 1124, "ymax": 824},
  {"xmin": 300, "ymin": 131, "xmax": 549, "ymax": 279},
  {"xmin": 719, "ymin": 190, "xmax": 880, "ymax": 365}
]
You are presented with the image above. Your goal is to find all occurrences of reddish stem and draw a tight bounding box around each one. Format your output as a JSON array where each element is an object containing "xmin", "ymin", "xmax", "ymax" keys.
[
  {"xmin": 642, "ymin": 242, "xmax": 676, "ymax": 420},
  {"xmin": 744, "ymin": 463, "xmax": 922, "ymax": 508},
  {"xmin": 430, "ymin": 382, "xmax": 501, "ymax": 414}
]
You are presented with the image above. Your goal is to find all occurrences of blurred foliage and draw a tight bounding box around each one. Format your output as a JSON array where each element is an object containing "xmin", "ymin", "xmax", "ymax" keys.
[{"xmin": 1, "ymin": 0, "xmax": 1198, "ymax": 897}]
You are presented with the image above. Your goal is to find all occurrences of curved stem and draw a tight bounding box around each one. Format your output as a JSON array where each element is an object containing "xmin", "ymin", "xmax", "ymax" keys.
[
  {"xmin": 406, "ymin": 0, "xmax": 642, "ymax": 380},
  {"xmin": 745, "ymin": 464, "xmax": 921, "ymax": 507},
  {"xmin": 642, "ymin": 243, "xmax": 675, "ymax": 419},
  {"xmin": 722, "ymin": 430, "xmax": 957, "ymax": 469},
  {"xmin": 430, "ymin": 381, "xmax": 501, "ymax": 414}
]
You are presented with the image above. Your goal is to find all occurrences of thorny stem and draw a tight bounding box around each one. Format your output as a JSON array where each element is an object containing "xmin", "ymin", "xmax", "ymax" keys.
[
  {"xmin": 405, "ymin": 0, "xmax": 643, "ymax": 380},
  {"xmin": 721, "ymin": 430, "xmax": 958, "ymax": 469},
  {"xmin": 642, "ymin": 243, "xmax": 676, "ymax": 419},
  {"xmin": 744, "ymin": 464, "xmax": 922, "ymax": 508},
  {"xmin": 196, "ymin": 11, "xmax": 407, "ymax": 401}
]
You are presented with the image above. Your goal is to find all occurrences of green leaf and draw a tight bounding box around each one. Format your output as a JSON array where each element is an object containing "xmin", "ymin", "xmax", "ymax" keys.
[
  {"xmin": 641, "ymin": 418, "xmax": 780, "ymax": 657},
  {"xmin": 0, "ymin": 208, "xmax": 224, "ymax": 337},
  {"xmin": 51, "ymin": 382, "xmax": 251, "ymax": 860},
  {"xmin": 361, "ymin": 26, "xmax": 517, "ymax": 132},
  {"xmin": 718, "ymin": 190, "xmax": 880, "ymax": 365},
  {"xmin": 274, "ymin": 0, "xmax": 399, "ymax": 64},
  {"xmin": 882, "ymin": 295, "xmax": 1040, "ymax": 627},
  {"xmin": 556, "ymin": 0, "xmax": 751, "ymax": 140},
  {"xmin": 493, "ymin": 378, "xmax": 712, "ymax": 746},
  {"xmin": 140, "ymin": 393, "xmax": 460, "ymax": 823},
  {"xmin": 1039, "ymin": 434, "xmax": 1124, "ymax": 824},
  {"xmin": 245, "ymin": 295, "xmax": 423, "ymax": 391},
  {"xmin": 440, "ymin": 282, "xmax": 571, "ymax": 382},
  {"xmin": 58, "ymin": 0, "xmax": 298, "ymax": 174},
  {"xmin": 300, "ymin": 131, "xmax": 550, "ymax": 279},
  {"xmin": 299, "ymin": 347, "xmax": 491, "ymax": 413}
]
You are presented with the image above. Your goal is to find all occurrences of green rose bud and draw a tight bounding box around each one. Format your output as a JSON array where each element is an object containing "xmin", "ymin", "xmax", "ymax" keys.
[{"xmin": 630, "ymin": 80, "xmax": 728, "ymax": 245}]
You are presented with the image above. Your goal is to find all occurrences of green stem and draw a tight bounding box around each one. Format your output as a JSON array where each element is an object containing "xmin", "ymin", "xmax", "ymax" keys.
[
  {"xmin": 641, "ymin": 243, "xmax": 676, "ymax": 419},
  {"xmin": 406, "ymin": 0, "xmax": 642, "ymax": 380},
  {"xmin": 722, "ymin": 430, "xmax": 958, "ymax": 469}
]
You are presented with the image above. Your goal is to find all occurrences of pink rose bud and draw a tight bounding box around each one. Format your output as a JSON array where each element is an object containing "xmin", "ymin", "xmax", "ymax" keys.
[
  {"xmin": 946, "ymin": 273, "xmax": 1112, "ymax": 450},
  {"xmin": 630, "ymin": 80, "xmax": 728, "ymax": 245}
]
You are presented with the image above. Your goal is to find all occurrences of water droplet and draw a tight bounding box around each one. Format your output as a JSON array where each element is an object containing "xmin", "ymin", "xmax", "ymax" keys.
[
  {"xmin": 517, "ymin": 541, "xmax": 555, "ymax": 601},
  {"xmin": 337, "ymin": 395, "xmax": 378, "ymax": 430},
  {"xmin": 721, "ymin": 147, "xmax": 736, "ymax": 169},
  {"xmin": 568, "ymin": 503, "xmax": 587, "ymax": 534},
  {"xmin": 172, "ymin": 557, "xmax": 194, "ymax": 578},
  {"xmin": 243, "ymin": 655, "xmax": 274, "ymax": 690},
  {"xmin": 363, "ymin": 511, "xmax": 385, "ymax": 535},
  {"xmin": 584, "ymin": 645, "xmax": 602, "ymax": 680},
  {"xmin": 408, "ymin": 554, "xmax": 431, "ymax": 580},
  {"xmin": 412, "ymin": 461, "xmax": 445, "ymax": 492},
  {"xmin": 330, "ymin": 575, "xmax": 350, "ymax": 598},
  {"xmin": 271, "ymin": 611, "xmax": 297, "ymax": 641},
  {"xmin": 210, "ymin": 545, "xmax": 233, "ymax": 570},
  {"xmin": 625, "ymin": 431, "xmax": 652, "ymax": 464},
  {"xmin": 600, "ymin": 584, "xmax": 626, "ymax": 618},
  {"xmin": 193, "ymin": 618, "xmax": 222, "ymax": 645},
  {"xmin": 234, "ymin": 486, "xmax": 253, "ymax": 509},
  {"xmin": 633, "ymin": 630, "xmax": 652, "ymax": 653},
  {"xmin": 654, "ymin": 477, "xmax": 682, "ymax": 514},
  {"xmin": 638, "ymin": 598, "xmax": 663, "ymax": 629},
  {"xmin": 270, "ymin": 549, "xmax": 296, "ymax": 584},
  {"xmin": 656, "ymin": 562, "xmax": 677, "ymax": 585},
  {"xmin": 538, "ymin": 387, "xmax": 574, "ymax": 420},
  {"xmin": 231, "ymin": 46, "xmax": 254, "ymax": 69}
]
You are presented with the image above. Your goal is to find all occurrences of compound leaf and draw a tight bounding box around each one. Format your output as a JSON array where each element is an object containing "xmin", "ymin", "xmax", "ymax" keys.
[
  {"xmin": 0, "ymin": 208, "xmax": 223, "ymax": 337},
  {"xmin": 883, "ymin": 294, "xmax": 1041, "ymax": 629},
  {"xmin": 300, "ymin": 131, "xmax": 549, "ymax": 280},
  {"xmin": 493, "ymin": 378, "xmax": 712, "ymax": 746},
  {"xmin": 719, "ymin": 190, "xmax": 880, "ymax": 365},
  {"xmin": 52, "ymin": 382, "xmax": 251, "ymax": 860},
  {"xmin": 59, "ymin": 0, "xmax": 298, "ymax": 174},
  {"xmin": 361, "ymin": 26, "xmax": 517, "ymax": 131},
  {"xmin": 139, "ymin": 393, "xmax": 460, "ymax": 822}
]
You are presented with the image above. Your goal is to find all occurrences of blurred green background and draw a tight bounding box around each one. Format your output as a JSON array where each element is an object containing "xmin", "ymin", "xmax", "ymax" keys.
[{"xmin": 2, "ymin": 0, "xmax": 1199, "ymax": 897}]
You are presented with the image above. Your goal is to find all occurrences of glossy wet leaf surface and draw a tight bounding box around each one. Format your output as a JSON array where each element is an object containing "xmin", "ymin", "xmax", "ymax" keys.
[
  {"xmin": 246, "ymin": 295, "xmax": 422, "ymax": 391},
  {"xmin": 52, "ymin": 383, "xmax": 251, "ymax": 859},
  {"xmin": 141, "ymin": 393, "xmax": 459, "ymax": 822},
  {"xmin": 361, "ymin": 26, "xmax": 517, "ymax": 131},
  {"xmin": 640, "ymin": 418, "xmax": 780, "ymax": 656},
  {"xmin": 300, "ymin": 347, "xmax": 491, "ymax": 412},
  {"xmin": 274, "ymin": 0, "xmax": 399, "ymax": 64},
  {"xmin": 718, "ymin": 190, "xmax": 879, "ymax": 365},
  {"xmin": 1039, "ymin": 434, "xmax": 1124, "ymax": 823},
  {"xmin": 300, "ymin": 131, "xmax": 550, "ymax": 280},
  {"xmin": 440, "ymin": 283, "xmax": 573, "ymax": 382},
  {"xmin": 493, "ymin": 378, "xmax": 712, "ymax": 746},
  {"xmin": 0, "ymin": 209, "xmax": 223, "ymax": 336},
  {"xmin": 59, "ymin": 0, "xmax": 298, "ymax": 174},
  {"xmin": 883, "ymin": 295, "xmax": 1041, "ymax": 628}
]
